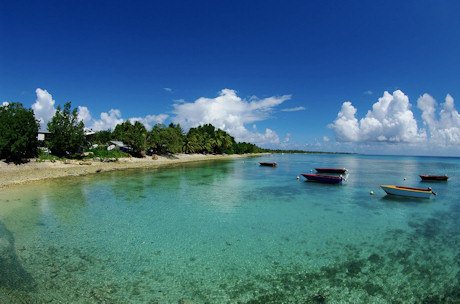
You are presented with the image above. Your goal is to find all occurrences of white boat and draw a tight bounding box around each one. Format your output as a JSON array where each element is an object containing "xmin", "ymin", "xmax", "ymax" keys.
[{"xmin": 380, "ymin": 185, "xmax": 436, "ymax": 199}]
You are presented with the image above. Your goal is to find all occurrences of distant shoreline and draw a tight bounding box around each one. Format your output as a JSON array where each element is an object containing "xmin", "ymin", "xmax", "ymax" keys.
[{"xmin": 0, "ymin": 153, "xmax": 266, "ymax": 189}]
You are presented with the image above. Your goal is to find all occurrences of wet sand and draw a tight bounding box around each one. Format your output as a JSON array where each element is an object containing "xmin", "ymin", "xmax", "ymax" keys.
[{"xmin": 0, "ymin": 153, "xmax": 263, "ymax": 188}]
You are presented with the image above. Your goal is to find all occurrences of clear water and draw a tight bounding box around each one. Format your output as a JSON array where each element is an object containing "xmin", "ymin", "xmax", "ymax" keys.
[{"xmin": 0, "ymin": 154, "xmax": 459, "ymax": 303}]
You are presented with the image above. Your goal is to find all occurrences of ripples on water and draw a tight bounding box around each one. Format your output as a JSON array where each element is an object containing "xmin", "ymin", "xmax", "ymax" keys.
[{"xmin": 0, "ymin": 154, "xmax": 459, "ymax": 303}]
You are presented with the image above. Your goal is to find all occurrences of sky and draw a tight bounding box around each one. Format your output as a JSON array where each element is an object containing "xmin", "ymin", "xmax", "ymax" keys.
[{"xmin": 1, "ymin": 0, "xmax": 460, "ymax": 156}]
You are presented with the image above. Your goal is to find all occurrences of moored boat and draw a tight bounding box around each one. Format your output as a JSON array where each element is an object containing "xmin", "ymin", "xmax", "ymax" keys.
[
  {"xmin": 259, "ymin": 162, "xmax": 277, "ymax": 167},
  {"xmin": 380, "ymin": 185, "xmax": 436, "ymax": 198},
  {"xmin": 301, "ymin": 174, "xmax": 343, "ymax": 184},
  {"xmin": 419, "ymin": 174, "xmax": 448, "ymax": 181},
  {"xmin": 315, "ymin": 168, "xmax": 347, "ymax": 174}
]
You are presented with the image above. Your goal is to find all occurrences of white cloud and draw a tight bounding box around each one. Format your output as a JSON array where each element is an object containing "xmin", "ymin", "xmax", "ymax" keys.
[
  {"xmin": 79, "ymin": 108, "xmax": 168, "ymax": 131},
  {"xmin": 30, "ymin": 88, "xmax": 169, "ymax": 131},
  {"xmin": 330, "ymin": 90, "xmax": 426, "ymax": 143},
  {"xmin": 129, "ymin": 114, "xmax": 169, "ymax": 130},
  {"xmin": 171, "ymin": 89, "xmax": 290, "ymax": 146},
  {"xmin": 32, "ymin": 88, "xmax": 56, "ymax": 130},
  {"xmin": 323, "ymin": 136, "xmax": 330, "ymax": 142},
  {"xmin": 284, "ymin": 133, "xmax": 291, "ymax": 142},
  {"xmin": 164, "ymin": 88, "xmax": 172, "ymax": 92},
  {"xmin": 281, "ymin": 106, "xmax": 306, "ymax": 112},
  {"xmin": 417, "ymin": 93, "xmax": 460, "ymax": 146},
  {"xmin": 329, "ymin": 101, "xmax": 360, "ymax": 142},
  {"xmin": 91, "ymin": 109, "xmax": 124, "ymax": 131},
  {"xmin": 2, "ymin": 101, "xmax": 8, "ymax": 106},
  {"xmin": 77, "ymin": 106, "xmax": 92, "ymax": 125}
]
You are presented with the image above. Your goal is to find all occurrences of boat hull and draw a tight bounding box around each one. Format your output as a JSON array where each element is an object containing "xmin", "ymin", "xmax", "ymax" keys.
[
  {"xmin": 380, "ymin": 185, "xmax": 433, "ymax": 198},
  {"xmin": 419, "ymin": 175, "xmax": 448, "ymax": 181},
  {"xmin": 301, "ymin": 174, "xmax": 342, "ymax": 184},
  {"xmin": 315, "ymin": 168, "xmax": 347, "ymax": 174}
]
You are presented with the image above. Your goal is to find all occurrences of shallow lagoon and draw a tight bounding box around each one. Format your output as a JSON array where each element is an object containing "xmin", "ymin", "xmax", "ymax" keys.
[{"xmin": 1, "ymin": 154, "xmax": 459, "ymax": 303}]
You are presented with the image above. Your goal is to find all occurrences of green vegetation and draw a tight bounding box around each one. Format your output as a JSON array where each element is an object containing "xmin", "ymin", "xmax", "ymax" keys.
[
  {"xmin": 112, "ymin": 120, "xmax": 147, "ymax": 156},
  {"xmin": 84, "ymin": 146, "xmax": 128, "ymax": 161},
  {"xmin": 90, "ymin": 130, "xmax": 112, "ymax": 145},
  {"xmin": 0, "ymin": 103, "xmax": 40, "ymax": 162},
  {"xmin": 36, "ymin": 150, "xmax": 61, "ymax": 163},
  {"xmin": 0, "ymin": 102, "xmax": 281, "ymax": 162},
  {"xmin": 148, "ymin": 123, "xmax": 184, "ymax": 154},
  {"xmin": 47, "ymin": 102, "xmax": 85, "ymax": 157},
  {"xmin": 183, "ymin": 124, "xmax": 235, "ymax": 154}
]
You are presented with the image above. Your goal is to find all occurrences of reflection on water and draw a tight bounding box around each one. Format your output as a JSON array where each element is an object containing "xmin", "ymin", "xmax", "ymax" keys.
[
  {"xmin": 0, "ymin": 220, "xmax": 34, "ymax": 303},
  {"xmin": 0, "ymin": 154, "xmax": 459, "ymax": 303}
]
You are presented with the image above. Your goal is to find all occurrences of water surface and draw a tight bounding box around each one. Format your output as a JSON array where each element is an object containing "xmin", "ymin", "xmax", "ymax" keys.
[{"xmin": 1, "ymin": 154, "xmax": 459, "ymax": 303}]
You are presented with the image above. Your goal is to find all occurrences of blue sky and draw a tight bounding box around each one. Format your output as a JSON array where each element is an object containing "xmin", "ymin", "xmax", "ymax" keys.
[{"xmin": 1, "ymin": 1, "xmax": 460, "ymax": 156}]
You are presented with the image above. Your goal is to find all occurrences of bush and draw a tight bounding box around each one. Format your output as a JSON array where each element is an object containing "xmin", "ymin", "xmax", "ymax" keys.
[
  {"xmin": 0, "ymin": 103, "xmax": 39, "ymax": 161},
  {"xmin": 36, "ymin": 150, "xmax": 60, "ymax": 163},
  {"xmin": 85, "ymin": 146, "xmax": 128, "ymax": 161}
]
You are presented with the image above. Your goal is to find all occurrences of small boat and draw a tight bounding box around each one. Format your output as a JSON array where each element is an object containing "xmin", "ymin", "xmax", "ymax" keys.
[
  {"xmin": 301, "ymin": 174, "xmax": 343, "ymax": 184},
  {"xmin": 259, "ymin": 162, "xmax": 277, "ymax": 167},
  {"xmin": 315, "ymin": 168, "xmax": 347, "ymax": 174},
  {"xmin": 419, "ymin": 174, "xmax": 448, "ymax": 181},
  {"xmin": 380, "ymin": 185, "xmax": 436, "ymax": 198}
]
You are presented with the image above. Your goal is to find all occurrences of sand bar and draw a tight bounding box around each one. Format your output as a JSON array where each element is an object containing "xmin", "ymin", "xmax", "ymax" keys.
[{"xmin": 0, "ymin": 153, "xmax": 264, "ymax": 188}]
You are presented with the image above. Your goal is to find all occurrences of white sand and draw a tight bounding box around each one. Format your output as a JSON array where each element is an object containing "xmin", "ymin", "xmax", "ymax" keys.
[{"xmin": 0, "ymin": 153, "xmax": 263, "ymax": 188}]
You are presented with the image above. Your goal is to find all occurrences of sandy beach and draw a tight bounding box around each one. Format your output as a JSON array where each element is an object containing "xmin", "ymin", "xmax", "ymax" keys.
[{"xmin": 0, "ymin": 153, "xmax": 263, "ymax": 188}]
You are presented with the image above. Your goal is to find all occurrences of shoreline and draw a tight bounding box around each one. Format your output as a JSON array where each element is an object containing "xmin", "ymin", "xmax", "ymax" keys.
[{"xmin": 0, "ymin": 153, "xmax": 265, "ymax": 189}]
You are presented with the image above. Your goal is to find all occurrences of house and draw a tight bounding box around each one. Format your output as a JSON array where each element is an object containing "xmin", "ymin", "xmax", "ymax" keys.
[
  {"xmin": 109, "ymin": 141, "xmax": 131, "ymax": 152},
  {"xmin": 37, "ymin": 131, "xmax": 52, "ymax": 142}
]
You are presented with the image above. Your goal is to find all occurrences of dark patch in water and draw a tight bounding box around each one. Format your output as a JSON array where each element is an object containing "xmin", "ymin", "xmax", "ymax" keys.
[
  {"xmin": 0, "ymin": 221, "xmax": 34, "ymax": 289},
  {"xmin": 368, "ymin": 253, "xmax": 382, "ymax": 264}
]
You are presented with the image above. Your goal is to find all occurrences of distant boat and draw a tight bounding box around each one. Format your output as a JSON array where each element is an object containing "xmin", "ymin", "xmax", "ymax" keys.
[
  {"xmin": 259, "ymin": 162, "xmax": 277, "ymax": 167},
  {"xmin": 419, "ymin": 174, "xmax": 448, "ymax": 181},
  {"xmin": 380, "ymin": 185, "xmax": 436, "ymax": 198},
  {"xmin": 301, "ymin": 174, "xmax": 343, "ymax": 184},
  {"xmin": 315, "ymin": 168, "xmax": 347, "ymax": 174}
]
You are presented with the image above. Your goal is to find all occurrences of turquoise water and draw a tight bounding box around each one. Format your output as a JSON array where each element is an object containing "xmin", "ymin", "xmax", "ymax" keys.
[{"xmin": 0, "ymin": 154, "xmax": 459, "ymax": 303}]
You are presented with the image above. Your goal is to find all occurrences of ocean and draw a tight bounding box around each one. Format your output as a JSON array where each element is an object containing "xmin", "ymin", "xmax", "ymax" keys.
[{"xmin": 0, "ymin": 154, "xmax": 459, "ymax": 303}]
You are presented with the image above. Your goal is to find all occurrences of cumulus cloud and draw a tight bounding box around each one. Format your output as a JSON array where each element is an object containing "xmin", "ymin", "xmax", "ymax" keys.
[
  {"xmin": 171, "ymin": 89, "xmax": 290, "ymax": 145},
  {"xmin": 90, "ymin": 109, "xmax": 124, "ymax": 131},
  {"xmin": 417, "ymin": 93, "xmax": 460, "ymax": 146},
  {"xmin": 2, "ymin": 101, "xmax": 8, "ymax": 106},
  {"xmin": 79, "ymin": 108, "xmax": 168, "ymax": 131},
  {"xmin": 28, "ymin": 88, "xmax": 169, "ymax": 131},
  {"xmin": 77, "ymin": 106, "xmax": 92, "ymax": 125},
  {"xmin": 32, "ymin": 88, "xmax": 56, "ymax": 130},
  {"xmin": 129, "ymin": 114, "xmax": 169, "ymax": 130},
  {"xmin": 330, "ymin": 90, "xmax": 426, "ymax": 143},
  {"xmin": 78, "ymin": 108, "xmax": 169, "ymax": 131}
]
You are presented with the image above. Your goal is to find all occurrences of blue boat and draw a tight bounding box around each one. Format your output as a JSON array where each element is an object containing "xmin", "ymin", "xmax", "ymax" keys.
[{"xmin": 301, "ymin": 174, "xmax": 343, "ymax": 184}]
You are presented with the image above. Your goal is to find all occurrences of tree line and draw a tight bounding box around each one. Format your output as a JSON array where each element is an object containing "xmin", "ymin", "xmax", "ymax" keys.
[{"xmin": 0, "ymin": 102, "xmax": 266, "ymax": 161}]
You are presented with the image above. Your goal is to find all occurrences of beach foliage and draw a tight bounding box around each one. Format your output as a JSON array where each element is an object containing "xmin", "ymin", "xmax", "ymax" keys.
[
  {"xmin": 85, "ymin": 146, "xmax": 127, "ymax": 161},
  {"xmin": 89, "ymin": 130, "xmax": 112, "ymax": 145},
  {"xmin": 0, "ymin": 102, "xmax": 40, "ymax": 161},
  {"xmin": 184, "ymin": 124, "xmax": 236, "ymax": 154},
  {"xmin": 234, "ymin": 141, "xmax": 266, "ymax": 154},
  {"xmin": 148, "ymin": 123, "xmax": 184, "ymax": 154},
  {"xmin": 36, "ymin": 151, "xmax": 60, "ymax": 162},
  {"xmin": 112, "ymin": 120, "xmax": 147, "ymax": 156},
  {"xmin": 47, "ymin": 102, "xmax": 85, "ymax": 157}
]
